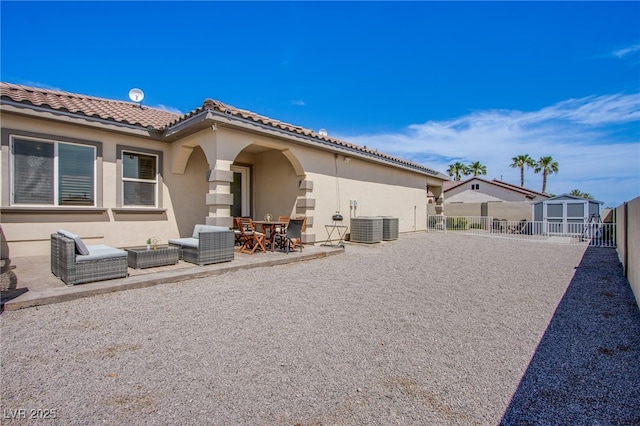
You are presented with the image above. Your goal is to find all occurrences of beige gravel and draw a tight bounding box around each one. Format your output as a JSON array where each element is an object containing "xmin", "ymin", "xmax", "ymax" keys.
[{"xmin": 0, "ymin": 232, "xmax": 590, "ymax": 425}]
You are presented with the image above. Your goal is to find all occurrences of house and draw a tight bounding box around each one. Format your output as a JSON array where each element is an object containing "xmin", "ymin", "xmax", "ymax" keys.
[
  {"xmin": 430, "ymin": 177, "xmax": 551, "ymax": 220},
  {"xmin": 0, "ymin": 82, "xmax": 448, "ymax": 257},
  {"xmin": 532, "ymin": 194, "xmax": 603, "ymax": 235}
]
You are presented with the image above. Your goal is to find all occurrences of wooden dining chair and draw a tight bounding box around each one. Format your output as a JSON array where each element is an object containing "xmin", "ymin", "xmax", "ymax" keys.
[
  {"xmin": 290, "ymin": 216, "xmax": 306, "ymax": 251},
  {"xmin": 235, "ymin": 217, "xmax": 266, "ymax": 254},
  {"xmin": 233, "ymin": 217, "xmax": 246, "ymax": 247},
  {"xmin": 276, "ymin": 216, "xmax": 290, "ymax": 235}
]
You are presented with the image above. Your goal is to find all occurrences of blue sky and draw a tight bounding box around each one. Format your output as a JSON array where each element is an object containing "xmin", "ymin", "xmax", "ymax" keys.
[{"xmin": 2, "ymin": 1, "xmax": 638, "ymax": 207}]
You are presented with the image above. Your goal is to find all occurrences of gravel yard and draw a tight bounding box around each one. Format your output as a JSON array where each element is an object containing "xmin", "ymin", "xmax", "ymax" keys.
[{"xmin": 1, "ymin": 232, "xmax": 638, "ymax": 425}]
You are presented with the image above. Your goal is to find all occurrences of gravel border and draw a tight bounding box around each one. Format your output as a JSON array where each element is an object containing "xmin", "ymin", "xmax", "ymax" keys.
[{"xmin": 1, "ymin": 232, "xmax": 638, "ymax": 425}]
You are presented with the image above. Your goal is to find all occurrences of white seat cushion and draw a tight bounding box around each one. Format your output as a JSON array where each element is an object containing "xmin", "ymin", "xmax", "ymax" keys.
[
  {"xmin": 168, "ymin": 237, "xmax": 198, "ymax": 248},
  {"xmin": 192, "ymin": 224, "xmax": 229, "ymax": 238},
  {"xmin": 76, "ymin": 245, "xmax": 127, "ymax": 262}
]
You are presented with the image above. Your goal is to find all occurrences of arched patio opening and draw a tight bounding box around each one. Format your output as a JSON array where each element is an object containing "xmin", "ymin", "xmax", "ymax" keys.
[{"xmin": 232, "ymin": 145, "xmax": 304, "ymax": 221}]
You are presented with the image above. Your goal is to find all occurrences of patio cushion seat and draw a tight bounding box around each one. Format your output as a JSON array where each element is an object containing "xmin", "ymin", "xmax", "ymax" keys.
[
  {"xmin": 192, "ymin": 225, "xmax": 229, "ymax": 238},
  {"xmin": 167, "ymin": 237, "xmax": 198, "ymax": 248},
  {"xmin": 76, "ymin": 245, "xmax": 128, "ymax": 262},
  {"xmin": 169, "ymin": 224, "xmax": 235, "ymax": 266}
]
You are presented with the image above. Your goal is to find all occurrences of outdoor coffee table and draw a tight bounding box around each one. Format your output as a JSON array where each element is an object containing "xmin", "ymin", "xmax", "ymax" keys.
[{"xmin": 124, "ymin": 246, "xmax": 179, "ymax": 269}]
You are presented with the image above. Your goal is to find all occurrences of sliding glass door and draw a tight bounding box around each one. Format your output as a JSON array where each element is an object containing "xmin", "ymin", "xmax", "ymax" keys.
[{"xmin": 230, "ymin": 165, "xmax": 250, "ymax": 217}]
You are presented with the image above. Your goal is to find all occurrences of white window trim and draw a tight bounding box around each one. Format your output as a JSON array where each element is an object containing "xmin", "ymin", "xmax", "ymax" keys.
[
  {"xmin": 121, "ymin": 150, "xmax": 159, "ymax": 208},
  {"xmin": 9, "ymin": 135, "xmax": 97, "ymax": 207}
]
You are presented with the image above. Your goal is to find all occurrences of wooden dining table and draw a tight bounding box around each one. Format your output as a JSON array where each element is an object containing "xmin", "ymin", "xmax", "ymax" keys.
[
  {"xmin": 253, "ymin": 220, "xmax": 287, "ymax": 247},
  {"xmin": 253, "ymin": 220, "xmax": 288, "ymax": 250}
]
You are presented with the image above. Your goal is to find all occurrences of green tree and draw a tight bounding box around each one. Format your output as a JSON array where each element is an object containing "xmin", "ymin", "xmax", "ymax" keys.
[
  {"xmin": 534, "ymin": 156, "xmax": 559, "ymax": 194},
  {"xmin": 467, "ymin": 161, "xmax": 487, "ymax": 176},
  {"xmin": 509, "ymin": 154, "xmax": 536, "ymax": 187},
  {"xmin": 569, "ymin": 189, "xmax": 594, "ymax": 200},
  {"xmin": 447, "ymin": 162, "xmax": 469, "ymax": 181}
]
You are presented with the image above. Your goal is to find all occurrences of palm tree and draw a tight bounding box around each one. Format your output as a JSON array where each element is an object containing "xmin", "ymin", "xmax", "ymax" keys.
[
  {"xmin": 509, "ymin": 154, "xmax": 536, "ymax": 187},
  {"xmin": 446, "ymin": 162, "xmax": 469, "ymax": 181},
  {"xmin": 534, "ymin": 156, "xmax": 559, "ymax": 194},
  {"xmin": 570, "ymin": 189, "xmax": 594, "ymax": 200},
  {"xmin": 467, "ymin": 161, "xmax": 487, "ymax": 177}
]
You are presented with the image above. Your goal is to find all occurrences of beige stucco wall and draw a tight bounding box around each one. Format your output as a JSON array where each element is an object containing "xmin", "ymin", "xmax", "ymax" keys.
[
  {"xmin": 1, "ymin": 111, "xmax": 441, "ymax": 257},
  {"xmin": 616, "ymin": 196, "xmax": 640, "ymax": 309},
  {"xmin": 436, "ymin": 201, "xmax": 533, "ymax": 221},
  {"xmin": 0, "ymin": 113, "xmax": 204, "ymax": 257},
  {"xmin": 486, "ymin": 202, "xmax": 533, "ymax": 221}
]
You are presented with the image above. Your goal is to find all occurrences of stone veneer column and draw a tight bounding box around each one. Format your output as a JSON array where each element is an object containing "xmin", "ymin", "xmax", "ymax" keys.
[
  {"xmin": 296, "ymin": 179, "xmax": 315, "ymax": 244},
  {"xmin": 204, "ymin": 166, "xmax": 234, "ymax": 228}
]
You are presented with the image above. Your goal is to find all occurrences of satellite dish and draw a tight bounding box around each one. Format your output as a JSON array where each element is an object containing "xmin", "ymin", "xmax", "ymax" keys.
[
  {"xmin": 319, "ymin": 128, "xmax": 327, "ymax": 136},
  {"xmin": 128, "ymin": 88, "xmax": 144, "ymax": 103}
]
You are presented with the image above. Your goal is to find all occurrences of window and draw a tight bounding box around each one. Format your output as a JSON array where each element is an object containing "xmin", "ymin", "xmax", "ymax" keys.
[
  {"xmin": 11, "ymin": 137, "xmax": 96, "ymax": 206},
  {"xmin": 122, "ymin": 151, "xmax": 158, "ymax": 207},
  {"xmin": 471, "ymin": 184, "xmax": 480, "ymax": 190},
  {"xmin": 566, "ymin": 202, "xmax": 585, "ymax": 218},
  {"xmin": 546, "ymin": 203, "xmax": 563, "ymax": 218}
]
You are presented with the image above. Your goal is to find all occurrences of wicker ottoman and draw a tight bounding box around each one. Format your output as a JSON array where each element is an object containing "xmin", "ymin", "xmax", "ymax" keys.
[{"xmin": 125, "ymin": 246, "xmax": 179, "ymax": 269}]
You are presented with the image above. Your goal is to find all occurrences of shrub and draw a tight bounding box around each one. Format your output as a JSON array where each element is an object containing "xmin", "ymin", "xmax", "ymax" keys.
[{"xmin": 446, "ymin": 217, "xmax": 468, "ymax": 230}]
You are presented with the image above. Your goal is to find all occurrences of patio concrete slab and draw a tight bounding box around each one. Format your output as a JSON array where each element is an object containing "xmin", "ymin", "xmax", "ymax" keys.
[{"xmin": 1, "ymin": 245, "xmax": 344, "ymax": 311}]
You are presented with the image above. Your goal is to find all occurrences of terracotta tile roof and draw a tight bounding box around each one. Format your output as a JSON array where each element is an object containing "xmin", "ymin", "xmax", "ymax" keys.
[
  {"xmin": 0, "ymin": 82, "xmax": 180, "ymax": 129},
  {"xmin": 179, "ymin": 98, "xmax": 445, "ymax": 176},
  {"xmin": 1, "ymin": 82, "xmax": 445, "ymax": 177}
]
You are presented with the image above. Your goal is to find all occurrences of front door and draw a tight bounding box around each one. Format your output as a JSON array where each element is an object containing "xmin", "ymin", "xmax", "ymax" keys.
[{"xmin": 230, "ymin": 165, "xmax": 250, "ymax": 217}]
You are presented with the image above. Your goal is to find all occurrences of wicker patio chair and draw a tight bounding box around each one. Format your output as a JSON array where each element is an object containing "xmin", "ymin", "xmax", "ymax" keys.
[
  {"xmin": 51, "ymin": 232, "xmax": 128, "ymax": 286},
  {"xmin": 168, "ymin": 225, "xmax": 235, "ymax": 266}
]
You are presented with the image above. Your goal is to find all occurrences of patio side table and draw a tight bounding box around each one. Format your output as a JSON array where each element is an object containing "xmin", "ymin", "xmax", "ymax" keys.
[
  {"xmin": 125, "ymin": 246, "xmax": 179, "ymax": 269},
  {"xmin": 322, "ymin": 222, "xmax": 348, "ymax": 248}
]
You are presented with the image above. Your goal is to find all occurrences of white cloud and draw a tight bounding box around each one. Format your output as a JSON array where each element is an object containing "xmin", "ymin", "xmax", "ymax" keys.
[
  {"xmin": 291, "ymin": 99, "xmax": 306, "ymax": 106},
  {"xmin": 335, "ymin": 94, "xmax": 640, "ymax": 207},
  {"xmin": 153, "ymin": 104, "xmax": 183, "ymax": 115},
  {"xmin": 613, "ymin": 43, "xmax": 640, "ymax": 58},
  {"xmin": 20, "ymin": 80, "xmax": 63, "ymax": 92}
]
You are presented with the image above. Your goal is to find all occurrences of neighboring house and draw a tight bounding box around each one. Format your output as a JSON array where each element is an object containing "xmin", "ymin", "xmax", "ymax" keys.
[
  {"xmin": 444, "ymin": 177, "xmax": 549, "ymax": 203},
  {"xmin": 433, "ymin": 177, "xmax": 551, "ymax": 220},
  {"xmin": 0, "ymin": 83, "xmax": 448, "ymax": 257}
]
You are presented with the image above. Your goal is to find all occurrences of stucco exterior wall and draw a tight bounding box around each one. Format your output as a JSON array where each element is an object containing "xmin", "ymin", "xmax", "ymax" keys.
[
  {"xmin": 1, "ymin": 110, "xmax": 440, "ymax": 256},
  {"xmin": 446, "ymin": 180, "xmax": 537, "ymax": 202},
  {"xmin": 437, "ymin": 201, "xmax": 533, "ymax": 221},
  {"xmin": 616, "ymin": 196, "xmax": 640, "ymax": 309},
  {"xmin": 0, "ymin": 113, "xmax": 197, "ymax": 257}
]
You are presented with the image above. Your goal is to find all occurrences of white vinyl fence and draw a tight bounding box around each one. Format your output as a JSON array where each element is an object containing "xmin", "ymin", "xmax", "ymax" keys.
[{"xmin": 427, "ymin": 216, "xmax": 616, "ymax": 247}]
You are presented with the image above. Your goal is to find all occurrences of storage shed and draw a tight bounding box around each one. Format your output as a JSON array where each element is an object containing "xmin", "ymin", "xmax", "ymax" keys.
[{"xmin": 532, "ymin": 194, "xmax": 603, "ymax": 235}]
